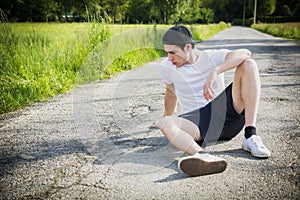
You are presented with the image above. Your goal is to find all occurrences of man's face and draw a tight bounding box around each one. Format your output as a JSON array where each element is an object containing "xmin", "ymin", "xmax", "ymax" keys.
[{"xmin": 164, "ymin": 44, "xmax": 188, "ymax": 68}]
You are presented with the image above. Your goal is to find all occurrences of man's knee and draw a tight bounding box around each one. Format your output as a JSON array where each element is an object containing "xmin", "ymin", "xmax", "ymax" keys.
[{"xmin": 238, "ymin": 58, "xmax": 259, "ymax": 74}]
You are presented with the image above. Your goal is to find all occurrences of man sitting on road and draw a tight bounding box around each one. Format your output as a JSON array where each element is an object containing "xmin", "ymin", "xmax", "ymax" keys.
[{"xmin": 151, "ymin": 25, "xmax": 271, "ymax": 176}]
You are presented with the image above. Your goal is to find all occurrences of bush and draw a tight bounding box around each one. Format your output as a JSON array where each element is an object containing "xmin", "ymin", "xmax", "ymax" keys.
[
  {"xmin": 232, "ymin": 18, "xmax": 254, "ymax": 27},
  {"xmin": 258, "ymin": 16, "xmax": 300, "ymax": 23},
  {"xmin": 233, "ymin": 16, "xmax": 300, "ymax": 27},
  {"xmin": 251, "ymin": 23, "xmax": 300, "ymax": 39}
]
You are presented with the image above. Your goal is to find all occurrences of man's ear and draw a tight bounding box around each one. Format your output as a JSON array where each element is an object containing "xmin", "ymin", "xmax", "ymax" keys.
[{"xmin": 184, "ymin": 43, "xmax": 193, "ymax": 52}]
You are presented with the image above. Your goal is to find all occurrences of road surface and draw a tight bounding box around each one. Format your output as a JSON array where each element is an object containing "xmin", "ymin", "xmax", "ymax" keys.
[{"xmin": 0, "ymin": 27, "xmax": 299, "ymax": 199}]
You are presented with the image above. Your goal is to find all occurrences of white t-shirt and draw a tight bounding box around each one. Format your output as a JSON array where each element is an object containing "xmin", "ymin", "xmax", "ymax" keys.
[{"xmin": 160, "ymin": 49, "xmax": 230, "ymax": 113}]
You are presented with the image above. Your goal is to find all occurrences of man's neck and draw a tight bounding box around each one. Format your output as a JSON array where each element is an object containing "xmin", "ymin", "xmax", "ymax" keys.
[{"xmin": 187, "ymin": 49, "xmax": 201, "ymax": 64}]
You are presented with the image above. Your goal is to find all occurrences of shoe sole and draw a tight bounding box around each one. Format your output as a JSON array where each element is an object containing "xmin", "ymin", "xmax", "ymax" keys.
[
  {"xmin": 179, "ymin": 158, "xmax": 227, "ymax": 177},
  {"xmin": 242, "ymin": 145, "xmax": 270, "ymax": 158}
]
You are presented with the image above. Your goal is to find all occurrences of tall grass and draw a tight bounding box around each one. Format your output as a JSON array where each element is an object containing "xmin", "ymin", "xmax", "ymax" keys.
[
  {"xmin": 251, "ymin": 23, "xmax": 300, "ymax": 39},
  {"xmin": 0, "ymin": 23, "xmax": 92, "ymax": 113},
  {"xmin": 76, "ymin": 25, "xmax": 167, "ymax": 83},
  {"xmin": 0, "ymin": 22, "xmax": 230, "ymax": 114},
  {"xmin": 190, "ymin": 22, "xmax": 231, "ymax": 40}
]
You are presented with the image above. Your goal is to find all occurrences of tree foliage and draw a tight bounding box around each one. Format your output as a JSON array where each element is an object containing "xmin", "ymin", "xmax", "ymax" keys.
[
  {"xmin": 273, "ymin": 0, "xmax": 300, "ymax": 16},
  {"xmin": 0, "ymin": 0, "xmax": 299, "ymax": 23},
  {"xmin": 247, "ymin": 0, "xmax": 276, "ymax": 18}
]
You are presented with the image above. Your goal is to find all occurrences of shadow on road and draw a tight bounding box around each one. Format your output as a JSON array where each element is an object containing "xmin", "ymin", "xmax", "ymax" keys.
[{"xmin": 201, "ymin": 39, "xmax": 300, "ymax": 54}]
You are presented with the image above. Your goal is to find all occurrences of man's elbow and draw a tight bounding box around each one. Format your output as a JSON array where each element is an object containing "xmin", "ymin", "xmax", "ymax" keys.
[{"xmin": 241, "ymin": 49, "xmax": 251, "ymax": 59}]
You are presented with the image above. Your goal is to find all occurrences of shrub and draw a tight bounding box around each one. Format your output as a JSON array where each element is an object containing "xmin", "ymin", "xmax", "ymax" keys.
[{"xmin": 251, "ymin": 23, "xmax": 300, "ymax": 39}]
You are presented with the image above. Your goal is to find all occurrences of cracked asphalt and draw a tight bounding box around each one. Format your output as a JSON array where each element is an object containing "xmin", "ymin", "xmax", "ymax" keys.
[{"xmin": 0, "ymin": 27, "xmax": 299, "ymax": 199}]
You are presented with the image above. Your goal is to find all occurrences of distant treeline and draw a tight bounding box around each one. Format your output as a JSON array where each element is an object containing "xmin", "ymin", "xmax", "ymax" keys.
[{"xmin": 1, "ymin": 0, "xmax": 300, "ymax": 24}]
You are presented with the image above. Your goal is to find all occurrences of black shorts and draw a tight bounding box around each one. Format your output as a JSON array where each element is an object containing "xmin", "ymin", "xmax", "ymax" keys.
[{"xmin": 179, "ymin": 83, "xmax": 245, "ymax": 147}]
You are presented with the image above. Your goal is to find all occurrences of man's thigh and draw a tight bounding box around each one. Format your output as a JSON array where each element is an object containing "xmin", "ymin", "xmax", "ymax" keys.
[{"xmin": 164, "ymin": 116, "xmax": 202, "ymax": 141}]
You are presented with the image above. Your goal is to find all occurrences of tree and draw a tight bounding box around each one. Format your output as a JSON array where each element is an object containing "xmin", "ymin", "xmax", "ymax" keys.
[
  {"xmin": 202, "ymin": 0, "xmax": 245, "ymax": 22},
  {"xmin": 1, "ymin": 0, "xmax": 49, "ymax": 22},
  {"xmin": 273, "ymin": 0, "xmax": 300, "ymax": 16},
  {"xmin": 178, "ymin": 0, "xmax": 214, "ymax": 24},
  {"xmin": 99, "ymin": 0, "xmax": 130, "ymax": 23},
  {"xmin": 126, "ymin": 0, "xmax": 151, "ymax": 23},
  {"xmin": 179, "ymin": 0, "xmax": 202, "ymax": 24},
  {"xmin": 247, "ymin": 0, "xmax": 276, "ymax": 18},
  {"xmin": 1, "ymin": 0, "xmax": 292, "ymax": 23},
  {"xmin": 150, "ymin": 0, "xmax": 182, "ymax": 24},
  {"xmin": 77, "ymin": 0, "xmax": 102, "ymax": 21},
  {"xmin": 198, "ymin": 8, "xmax": 214, "ymax": 23},
  {"xmin": 44, "ymin": 0, "xmax": 60, "ymax": 22}
]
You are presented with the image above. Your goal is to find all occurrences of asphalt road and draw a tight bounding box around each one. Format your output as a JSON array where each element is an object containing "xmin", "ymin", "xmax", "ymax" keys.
[{"xmin": 0, "ymin": 27, "xmax": 299, "ymax": 199}]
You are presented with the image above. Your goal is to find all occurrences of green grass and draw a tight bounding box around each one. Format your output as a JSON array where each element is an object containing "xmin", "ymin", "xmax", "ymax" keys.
[
  {"xmin": 251, "ymin": 23, "xmax": 300, "ymax": 40},
  {"xmin": 0, "ymin": 23, "xmax": 91, "ymax": 113},
  {"xmin": 189, "ymin": 22, "xmax": 231, "ymax": 41},
  {"xmin": 0, "ymin": 22, "xmax": 230, "ymax": 114}
]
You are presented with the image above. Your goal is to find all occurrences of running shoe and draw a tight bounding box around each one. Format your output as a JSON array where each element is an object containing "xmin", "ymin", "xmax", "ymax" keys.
[
  {"xmin": 178, "ymin": 152, "xmax": 227, "ymax": 176},
  {"xmin": 242, "ymin": 135, "xmax": 271, "ymax": 158}
]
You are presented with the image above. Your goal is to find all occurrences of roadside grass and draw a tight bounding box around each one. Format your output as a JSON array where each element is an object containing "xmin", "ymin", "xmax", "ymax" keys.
[
  {"xmin": 251, "ymin": 23, "xmax": 300, "ymax": 40},
  {"xmin": 190, "ymin": 22, "xmax": 230, "ymax": 41},
  {"xmin": 0, "ymin": 22, "xmax": 230, "ymax": 114}
]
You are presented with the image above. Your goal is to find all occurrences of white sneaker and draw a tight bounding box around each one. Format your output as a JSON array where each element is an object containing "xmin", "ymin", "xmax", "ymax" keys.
[
  {"xmin": 242, "ymin": 135, "xmax": 271, "ymax": 158},
  {"xmin": 178, "ymin": 152, "xmax": 227, "ymax": 176}
]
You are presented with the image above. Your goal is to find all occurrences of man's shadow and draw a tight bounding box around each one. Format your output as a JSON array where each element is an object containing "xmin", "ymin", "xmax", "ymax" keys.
[
  {"xmin": 90, "ymin": 129, "xmax": 183, "ymax": 175},
  {"xmin": 2, "ymin": 128, "xmax": 262, "ymax": 183},
  {"xmin": 88, "ymin": 129, "xmax": 264, "ymax": 183}
]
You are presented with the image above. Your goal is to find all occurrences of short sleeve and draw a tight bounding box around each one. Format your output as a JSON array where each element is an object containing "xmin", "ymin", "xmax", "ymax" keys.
[
  {"xmin": 206, "ymin": 49, "xmax": 230, "ymax": 67},
  {"xmin": 160, "ymin": 58, "xmax": 173, "ymax": 84}
]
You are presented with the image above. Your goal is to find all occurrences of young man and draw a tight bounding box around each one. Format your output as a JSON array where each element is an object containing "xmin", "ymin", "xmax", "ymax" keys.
[{"xmin": 151, "ymin": 25, "xmax": 271, "ymax": 176}]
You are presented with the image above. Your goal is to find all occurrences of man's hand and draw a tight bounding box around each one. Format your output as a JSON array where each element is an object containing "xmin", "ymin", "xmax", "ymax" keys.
[
  {"xmin": 148, "ymin": 121, "xmax": 160, "ymax": 129},
  {"xmin": 148, "ymin": 119, "xmax": 165, "ymax": 130},
  {"xmin": 203, "ymin": 70, "xmax": 218, "ymax": 100}
]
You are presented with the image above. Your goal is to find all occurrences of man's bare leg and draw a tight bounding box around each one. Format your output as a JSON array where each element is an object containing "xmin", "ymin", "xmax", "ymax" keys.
[
  {"xmin": 232, "ymin": 58, "xmax": 261, "ymax": 126},
  {"xmin": 153, "ymin": 116, "xmax": 202, "ymax": 155},
  {"xmin": 153, "ymin": 116, "xmax": 227, "ymax": 176},
  {"xmin": 232, "ymin": 58, "xmax": 270, "ymax": 157}
]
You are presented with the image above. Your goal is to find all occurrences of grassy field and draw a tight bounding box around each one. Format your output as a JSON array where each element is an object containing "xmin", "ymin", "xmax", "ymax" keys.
[
  {"xmin": 251, "ymin": 23, "xmax": 300, "ymax": 39},
  {"xmin": 0, "ymin": 22, "xmax": 230, "ymax": 114}
]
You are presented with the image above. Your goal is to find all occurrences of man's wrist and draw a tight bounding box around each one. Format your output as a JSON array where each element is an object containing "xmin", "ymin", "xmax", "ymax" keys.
[{"xmin": 215, "ymin": 68, "xmax": 220, "ymax": 75}]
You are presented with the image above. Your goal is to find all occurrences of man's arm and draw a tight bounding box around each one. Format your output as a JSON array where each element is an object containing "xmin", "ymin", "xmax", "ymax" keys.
[
  {"xmin": 164, "ymin": 84, "xmax": 177, "ymax": 116},
  {"xmin": 204, "ymin": 49, "xmax": 251, "ymax": 100},
  {"xmin": 216, "ymin": 49, "xmax": 251, "ymax": 74}
]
